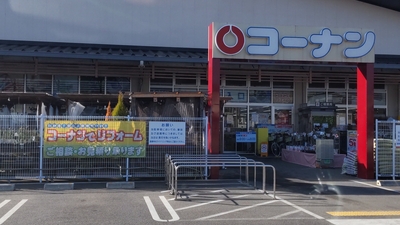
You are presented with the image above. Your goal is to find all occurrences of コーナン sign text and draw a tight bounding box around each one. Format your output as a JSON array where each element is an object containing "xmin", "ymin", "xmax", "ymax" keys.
[{"xmin": 211, "ymin": 22, "xmax": 375, "ymax": 63}]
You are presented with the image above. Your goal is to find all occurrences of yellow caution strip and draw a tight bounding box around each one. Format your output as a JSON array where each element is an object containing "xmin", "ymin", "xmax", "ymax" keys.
[{"xmin": 328, "ymin": 211, "xmax": 400, "ymax": 216}]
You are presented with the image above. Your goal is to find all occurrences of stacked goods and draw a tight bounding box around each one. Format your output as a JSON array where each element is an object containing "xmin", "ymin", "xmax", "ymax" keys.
[
  {"xmin": 346, "ymin": 150, "xmax": 357, "ymax": 175},
  {"xmin": 376, "ymin": 139, "xmax": 395, "ymax": 176}
]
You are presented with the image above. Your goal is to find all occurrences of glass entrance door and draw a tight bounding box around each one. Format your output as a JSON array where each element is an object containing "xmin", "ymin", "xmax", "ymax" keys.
[{"xmin": 223, "ymin": 106, "xmax": 248, "ymax": 153}]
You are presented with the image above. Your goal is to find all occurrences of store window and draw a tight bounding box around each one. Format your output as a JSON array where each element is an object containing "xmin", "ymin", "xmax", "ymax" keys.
[
  {"xmin": 328, "ymin": 91, "xmax": 346, "ymax": 105},
  {"xmin": 375, "ymin": 108, "xmax": 387, "ymax": 120},
  {"xmin": 349, "ymin": 82, "xmax": 357, "ymax": 90},
  {"xmin": 275, "ymin": 109, "xmax": 292, "ymax": 125},
  {"xmin": 26, "ymin": 74, "xmax": 52, "ymax": 93},
  {"xmin": 273, "ymin": 81, "xmax": 293, "ymax": 89},
  {"xmin": 249, "ymin": 106, "xmax": 271, "ymax": 130},
  {"xmin": 329, "ymin": 82, "xmax": 346, "ymax": 89},
  {"xmin": 273, "ymin": 90, "xmax": 293, "ymax": 104},
  {"xmin": 374, "ymin": 92, "xmax": 386, "ymax": 106},
  {"xmin": 226, "ymin": 79, "xmax": 247, "ymax": 86},
  {"xmin": 348, "ymin": 92, "xmax": 357, "ymax": 105},
  {"xmin": 249, "ymin": 90, "xmax": 271, "ymax": 103},
  {"xmin": 106, "ymin": 77, "xmax": 130, "ymax": 94},
  {"xmin": 80, "ymin": 76, "xmax": 105, "ymax": 94},
  {"xmin": 175, "ymin": 74, "xmax": 197, "ymax": 85},
  {"xmin": 307, "ymin": 91, "xmax": 326, "ymax": 105},
  {"xmin": 53, "ymin": 75, "xmax": 79, "ymax": 93},
  {"xmin": 308, "ymin": 81, "xmax": 325, "ymax": 89},
  {"xmin": 0, "ymin": 74, "xmax": 24, "ymax": 92},
  {"xmin": 348, "ymin": 108, "xmax": 357, "ymax": 125},
  {"xmin": 250, "ymin": 74, "xmax": 270, "ymax": 87},
  {"xmin": 374, "ymin": 79, "xmax": 385, "ymax": 89},
  {"xmin": 150, "ymin": 77, "xmax": 173, "ymax": 86},
  {"xmin": 224, "ymin": 89, "xmax": 248, "ymax": 103},
  {"xmin": 348, "ymin": 108, "xmax": 387, "ymax": 125},
  {"xmin": 336, "ymin": 108, "xmax": 347, "ymax": 126}
]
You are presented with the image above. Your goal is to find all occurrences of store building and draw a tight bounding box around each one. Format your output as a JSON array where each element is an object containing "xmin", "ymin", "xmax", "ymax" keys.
[{"xmin": 1, "ymin": 0, "xmax": 400, "ymax": 178}]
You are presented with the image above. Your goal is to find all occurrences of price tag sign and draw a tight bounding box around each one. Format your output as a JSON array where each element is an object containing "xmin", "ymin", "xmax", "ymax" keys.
[{"xmin": 347, "ymin": 130, "xmax": 357, "ymax": 152}]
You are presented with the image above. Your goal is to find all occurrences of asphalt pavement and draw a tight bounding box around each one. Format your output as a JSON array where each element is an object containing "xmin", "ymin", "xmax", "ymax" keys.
[{"xmin": 1, "ymin": 155, "xmax": 400, "ymax": 225}]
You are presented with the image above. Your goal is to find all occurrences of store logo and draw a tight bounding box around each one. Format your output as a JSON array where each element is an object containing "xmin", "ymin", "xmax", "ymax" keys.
[
  {"xmin": 214, "ymin": 24, "xmax": 375, "ymax": 59},
  {"xmin": 215, "ymin": 24, "xmax": 245, "ymax": 55}
]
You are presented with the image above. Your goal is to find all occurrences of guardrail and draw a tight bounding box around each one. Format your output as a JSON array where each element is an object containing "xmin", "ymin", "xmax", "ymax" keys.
[{"xmin": 165, "ymin": 154, "xmax": 276, "ymax": 200}]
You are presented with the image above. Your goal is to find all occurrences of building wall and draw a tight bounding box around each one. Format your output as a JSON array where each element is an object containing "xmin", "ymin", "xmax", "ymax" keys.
[
  {"xmin": 0, "ymin": 0, "xmax": 399, "ymax": 54},
  {"xmin": 293, "ymin": 81, "xmax": 305, "ymax": 131}
]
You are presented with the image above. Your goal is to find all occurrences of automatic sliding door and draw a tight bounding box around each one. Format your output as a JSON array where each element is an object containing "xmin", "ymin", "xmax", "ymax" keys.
[{"xmin": 223, "ymin": 106, "xmax": 247, "ymax": 153}]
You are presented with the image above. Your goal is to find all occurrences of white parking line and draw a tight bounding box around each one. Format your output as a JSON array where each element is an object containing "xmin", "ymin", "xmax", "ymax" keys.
[
  {"xmin": 175, "ymin": 194, "xmax": 249, "ymax": 211},
  {"xmin": 144, "ymin": 196, "xmax": 180, "ymax": 222},
  {"xmin": 0, "ymin": 200, "xmax": 10, "ymax": 209},
  {"xmin": 159, "ymin": 196, "xmax": 180, "ymax": 221},
  {"xmin": 195, "ymin": 199, "xmax": 278, "ymax": 220},
  {"xmin": 268, "ymin": 194, "xmax": 324, "ymax": 220},
  {"xmin": 352, "ymin": 180, "xmax": 400, "ymax": 193},
  {"xmin": 269, "ymin": 209, "xmax": 301, "ymax": 219},
  {"xmin": 0, "ymin": 199, "xmax": 28, "ymax": 225}
]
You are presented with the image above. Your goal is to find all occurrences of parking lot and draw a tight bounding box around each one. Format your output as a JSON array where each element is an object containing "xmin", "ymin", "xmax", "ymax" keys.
[{"xmin": 1, "ymin": 157, "xmax": 400, "ymax": 225}]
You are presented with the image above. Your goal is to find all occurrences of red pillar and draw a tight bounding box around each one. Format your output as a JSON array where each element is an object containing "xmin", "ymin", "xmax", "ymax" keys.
[
  {"xmin": 357, "ymin": 63, "xmax": 375, "ymax": 179},
  {"xmin": 208, "ymin": 23, "xmax": 221, "ymax": 179}
]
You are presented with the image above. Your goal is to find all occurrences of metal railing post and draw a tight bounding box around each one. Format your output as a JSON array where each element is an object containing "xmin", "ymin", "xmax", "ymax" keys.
[
  {"xmin": 204, "ymin": 116, "xmax": 208, "ymax": 179},
  {"xmin": 39, "ymin": 114, "xmax": 44, "ymax": 183},
  {"xmin": 375, "ymin": 119, "xmax": 378, "ymax": 182},
  {"xmin": 262, "ymin": 166, "xmax": 266, "ymax": 193},
  {"xmin": 254, "ymin": 161, "xmax": 256, "ymax": 187},
  {"xmin": 126, "ymin": 115, "xmax": 130, "ymax": 182},
  {"xmin": 392, "ymin": 120, "xmax": 396, "ymax": 180}
]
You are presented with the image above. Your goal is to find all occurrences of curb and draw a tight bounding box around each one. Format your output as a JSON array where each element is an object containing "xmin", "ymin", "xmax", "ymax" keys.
[
  {"xmin": 44, "ymin": 183, "xmax": 74, "ymax": 191},
  {"xmin": 106, "ymin": 182, "xmax": 135, "ymax": 189}
]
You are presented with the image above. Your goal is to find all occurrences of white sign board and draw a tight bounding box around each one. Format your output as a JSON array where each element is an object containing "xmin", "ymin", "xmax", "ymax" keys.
[
  {"xmin": 396, "ymin": 125, "xmax": 400, "ymax": 147},
  {"xmin": 236, "ymin": 132, "xmax": 256, "ymax": 143},
  {"xmin": 211, "ymin": 23, "xmax": 375, "ymax": 63},
  {"xmin": 149, "ymin": 122, "xmax": 185, "ymax": 145}
]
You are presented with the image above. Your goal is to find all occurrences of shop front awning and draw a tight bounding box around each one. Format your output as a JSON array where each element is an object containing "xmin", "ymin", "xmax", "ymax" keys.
[
  {"xmin": 0, "ymin": 40, "xmax": 207, "ymax": 63},
  {"xmin": 0, "ymin": 40, "xmax": 399, "ymax": 71}
]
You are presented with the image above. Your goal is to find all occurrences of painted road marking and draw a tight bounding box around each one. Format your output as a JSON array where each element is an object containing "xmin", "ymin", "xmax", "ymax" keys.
[
  {"xmin": 195, "ymin": 199, "xmax": 278, "ymax": 220},
  {"xmin": 268, "ymin": 194, "xmax": 325, "ymax": 220},
  {"xmin": 0, "ymin": 199, "xmax": 28, "ymax": 225},
  {"xmin": 352, "ymin": 180, "xmax": 400, "ymax": 194},
  {"xmin": 168, "ymin": 194, "xmax": 199, "ymax": 201},
  {"xmin": 269, "ymin": 209, "xmax": 301, "ymax": 219},
  {"xmin": 175, "ymin": 194, "xmax": 249, "ymax": 211},
  {"xmin": 328, "ymin": 219, "xmax": 400, "ymax": 225},
  {"xmin": 328, "ymin": 211, "xmax": 400, "ymax": 216},
  {"xmin": 159, "ymin": 196, "xmax": 179, "ymax": 221},
  {"xmin": 144, "ymin": 196, "xmax": 180, "ymax": 222},
  {"xmin": 0, "ymin": 200, "xmax": 10, "ymax": 209}
]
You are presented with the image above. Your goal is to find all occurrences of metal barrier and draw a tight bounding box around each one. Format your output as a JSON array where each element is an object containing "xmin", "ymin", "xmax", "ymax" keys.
[
  {"xmin": 375, "ymin": 120, "xmax": 400, "ymax": 180},
  {"xmin": 165, "ymin": 154, "xmax": 251, "ymax": 189},
  {"xmin": 0, "ymin": 115, "xmax": 207, "ymax": 182},
  {"xmin": 165, "ymin": 154, "xmax": 276, "ymax": 200}
]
